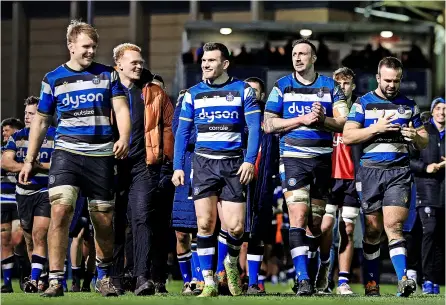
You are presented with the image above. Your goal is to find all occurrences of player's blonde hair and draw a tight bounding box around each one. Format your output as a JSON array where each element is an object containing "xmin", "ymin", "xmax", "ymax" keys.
[
  {"xmin": 113, "ymin": 43, "xmax": 141, "ymax": 63},
  {"xmin": 66, "ymin": 20, "xmax": 99, "ymax": 44}
]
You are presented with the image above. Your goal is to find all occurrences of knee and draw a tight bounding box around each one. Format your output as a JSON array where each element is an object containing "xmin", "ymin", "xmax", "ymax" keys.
[
  {"xmin": 365, "ymin": 227, "xmax": 381, "ymax": 243},
  {"xmin": 197, "ymin": 218, "xmax": 214, "ymax": 235},
  {"xmin": 227, "ymin": 225, "xmax": 244, "ymax": 239},
  {"xmin": 344, "ymin": 222, "xmax": 355, "ymax": 238},
  {"xmin": 384, "ymin": 221, "xmax": 403, "ymax": 236},
  {"xmin": 175, "ymin": 231, "xmax": 190, "ymax": 246},
  {"xmin": 1, "ymin": 230, "xmax": 12, "ymax": 246},
  {"xmin": 51, "ymin": 205, "xmax": 73, "ymax": 224}
]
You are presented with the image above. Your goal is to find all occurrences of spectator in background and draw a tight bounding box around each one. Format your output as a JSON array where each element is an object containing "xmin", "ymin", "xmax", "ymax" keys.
[
  {"xmin": 195, "ymin": 42, "xmax": 205, "ymax": 64},
  {"xmin": 316, "ymin": 37, "xmax": 331, "ymax": 69},
  {"xmin": 182, "ymin": 48, "xmax": 194, "ymax": 65},
  {"xmin": 405, "ymin": 43, "xmax": 429, "ymax": 69},
  {"xmin": 234, "ymin": 45, "xmax": 251, "ymax": 66},
  {"xmin": 410, "ymin": 97, "xmax": 445, "ymax": 295}
]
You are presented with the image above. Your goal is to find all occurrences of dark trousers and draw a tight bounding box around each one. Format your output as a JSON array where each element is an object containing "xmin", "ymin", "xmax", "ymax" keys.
[
  {"xmin": 113, "ymin": 157, "xmax": 174, "ymax": 282},
  {"xmin": 418, "ymin": 206, "xmax": 445, "ymax": 284},
  {"xmin": 403, "ymin": 213, "xmax": 422, "ymax": 277}
]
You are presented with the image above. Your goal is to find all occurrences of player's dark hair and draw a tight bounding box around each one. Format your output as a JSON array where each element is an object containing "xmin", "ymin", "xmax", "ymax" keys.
[
  {"xmin": 333, "ymin": 67, "xmax": 356, "ymax": 81},
  {"xmin": 378, "ymin": 57, "xmax": 403, "ymax": 75},
  {"xmin": 244, "ymin": 77, "xmax": 266, "ymax": 94},
  {"xmin": 1, "ymin": 117, "xmax": 24, "ymax": 130},
  {"xmin": 292, "ymin": 39, "xmax": 317, "ymax": 55},
  {"xmin": 203, "ymin": 42, "xmax": 230, "ymax": 61},
  {"xmin": 23, "ymin": 96, "xmax": 39, "ymax": 106}
]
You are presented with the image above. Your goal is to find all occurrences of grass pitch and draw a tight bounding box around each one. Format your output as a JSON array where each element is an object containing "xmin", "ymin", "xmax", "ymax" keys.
[{"xmin": 1, "ymin": 281, "xmax": 444, "ymax": 305}]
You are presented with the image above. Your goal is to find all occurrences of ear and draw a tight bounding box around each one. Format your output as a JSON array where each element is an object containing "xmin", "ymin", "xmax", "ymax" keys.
[
  {"xmin": 375, "ymin": 73, "xmax": 380, "ymax": 83},
  {"xmin": 260, "ymin": 92, "xmax": 266, "ymax": 101},
  {"xmin": 311, "ymin": 54, "xmax": 317, "ymax": 64},
  {"xmin": 68, "ymin": 42, "xmax": 74, "ymax": 53},
  {"xmin": 352, "ymin": 83, "xmax": 356, "ymax": 91},
  {"xmin": 222, "ymin": 59, "xmax": 230, "ymax": 70}
]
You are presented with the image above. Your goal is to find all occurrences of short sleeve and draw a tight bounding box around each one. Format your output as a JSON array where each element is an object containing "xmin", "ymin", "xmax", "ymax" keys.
[
  {"xmin": 265, "ymin": 84, "xmax": 284, "ymax": 117},
  {"xmin": 411, "ymin": 102, "xmax": 423, "ymax": 130},
  {"xmin": 179, "ymin": 91, "xmax": 194, "ymax": 122},
  {"xmin": 3, "ymin": 134, "xmax": 17, "ymax": 153},
  {"xmin": 110, "ymin": 70, "xmax": 126, "ymax": 99},
  {"xmin": 331, "ymin": 82, "xmax": 346, "ymax": 104},
  {"xmin": 347, "ymin": 97, "xmax": 365, "ymax": 126},
  {"xmin": 243, "ymin": 85, "xmax": 261, "ymax": 116},
  {"xmin": 37, "ymin": 76, "xmax": 56, "ymax": 116}
]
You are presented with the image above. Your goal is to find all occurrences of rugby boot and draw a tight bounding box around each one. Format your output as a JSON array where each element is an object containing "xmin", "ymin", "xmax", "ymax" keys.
[
  {"xmin": 365, "ymin": 280, "xmax": 380, "ymax": 297},
  {"xmin": 224, "ymin": 257, "xmax": 242, "ymax": 296},
  {"xmin": 197, "ymin": 284, "xmax": 218, "ymax": 297},
  {"xmin": 40, "ymin": 279, "xmax": 64, "ymax": 297},
  {"xmin": 397, "ymin": 276, "xmax": 416, "ymax": 297}
]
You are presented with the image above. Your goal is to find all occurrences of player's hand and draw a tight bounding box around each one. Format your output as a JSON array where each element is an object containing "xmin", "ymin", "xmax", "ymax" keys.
[
  {"xmin": 113, "ymin": 138, "xmax": 129, "ymax": 159},
  {"xmin": 438, "ymin": 157, "xmax": 446, "ymax": 169},
  {"xmin": 301, "ymin": 112, "xmax": 319, "ymax": 126},
  {"xmin": 312, "ymin": 102, "xmax": 326, "ymax": 123},
  {"xmin": 172, "ymin": 170, "xmax": 185, "ymax": 186},
  {"xmin": 18, "ymin": 162, "xmax": 33, "ymax": 185},
  {"xmin": 372, "ymin": 110, "xmax": 399, "ymax": 134},
  {"xmin": 426, "ymin": 163, "xmax": 441, "ymax": 174},
  {"xmin": 237, "ymin": 162, "xmax": 254, "ymax": 185},
  {"xmin": 401, "ymin": 121, "xmax": 417, "ymax": 142}
]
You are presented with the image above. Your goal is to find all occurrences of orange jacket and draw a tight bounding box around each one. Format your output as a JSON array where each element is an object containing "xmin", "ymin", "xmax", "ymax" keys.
[{"xmin": 141, "ymin": 83, "xmax": 174, "ymax": 165}]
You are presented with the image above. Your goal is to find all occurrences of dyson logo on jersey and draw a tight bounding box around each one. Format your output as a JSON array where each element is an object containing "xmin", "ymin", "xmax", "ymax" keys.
[
  {"xmin": 288, "ymin": 103, "xmax": 326, "ymax": 115},
  {"xmin": 198, "ymin": 109, "xmax": 239, "ymax": 123},
  {"xmin": 62, "ymin": 93, "xmax": 104, "ymax": 109},
  {"xmin": 16, "ymin": 149, "xmax": 48, "ymax": 160}
]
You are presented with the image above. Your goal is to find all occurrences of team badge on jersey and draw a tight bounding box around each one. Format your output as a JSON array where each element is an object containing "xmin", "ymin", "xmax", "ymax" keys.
[
  {"xmin": 317, "ymin": 88, "xmax": 324, "ymax": 98},
  {"xmin": 226, "ymin": 93, "xmax": 234, "ymax": 102},
  {"xmin": 194, "ymin": 187, "xmax": 200, "ymax": 196},
  {"xmin": 92, "ymin": 76, "xmax": 100, "ymax": 85},
  {"xmin": 288, "ymin": 178, "xmax": 297, "ymax": 187},
  {"xmin": 398, "ymin": 105, "xmax": 406, "ymax": 114},
  {"xmin": 63, "ymin": 81, "xmax": 68, "ymax": 86}
]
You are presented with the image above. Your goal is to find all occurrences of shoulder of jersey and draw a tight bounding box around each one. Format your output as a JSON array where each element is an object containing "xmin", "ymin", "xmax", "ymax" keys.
[
  {"xmin": 44, "ymin": 65, "xmax": 67, "ymax": 84},
  {"xmin": 274, "ymin": 73, "xmax": 294, "ymax": 89}
]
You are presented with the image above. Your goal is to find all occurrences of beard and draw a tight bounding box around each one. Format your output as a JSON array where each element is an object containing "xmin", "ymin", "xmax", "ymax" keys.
[{"xmin": 379, "ymin": 84, "xmax": 398, "ymax": 99}]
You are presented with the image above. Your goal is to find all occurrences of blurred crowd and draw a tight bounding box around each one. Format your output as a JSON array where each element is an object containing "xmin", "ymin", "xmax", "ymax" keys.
[{"xmin": 183, "ymin": 39, "xmax": 431, "ymax": 70}]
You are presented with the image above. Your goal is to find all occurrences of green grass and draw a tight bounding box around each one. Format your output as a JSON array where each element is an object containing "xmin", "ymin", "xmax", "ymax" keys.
[{"xmin": 1, "ymin": 281, "xmax": 444, "ymax": 305}]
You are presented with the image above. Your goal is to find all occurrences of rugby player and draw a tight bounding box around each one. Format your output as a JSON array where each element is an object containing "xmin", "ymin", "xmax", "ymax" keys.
[
  {"xmin": 315, "ymin": 67, "xmax": 361, "ymax": 295},
  {"xmin": 18, "ymin": 20, "xmax": 131, "ymax": 297},
  {"xmin": 1, "ymin": 117, "xmax": 25, "ymax": 293},
  {"xmin": 243, "ymin": 77, "xmax": 278, "ymax": 295},
  {"xmin": 343, "ymin": 57, "xmax": 428, "ymax": 297},
  {"xmin": 172, "ymin": 42, "xmax": 262, "ymax": 297},
  {"xmin": 2, "ymin": 97, "xmax": 55, "ymax": 293},
  {"xmin": 263, "ymin": 39, "xmax": 348, "ymax": 295}
]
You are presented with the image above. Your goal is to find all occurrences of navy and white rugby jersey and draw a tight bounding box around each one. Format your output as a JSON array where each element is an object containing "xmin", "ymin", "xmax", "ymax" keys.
[
  {"xmin": 347, "ymin": 91, "xmax": 423, "ymax": 168},
  {"xmin": 265, "ymin": 73, "xmax": 346, "ymax": 158},
  {"xmin": 3, "ymin": 127, "xmax": 56, "ymax": 195},
  {"xmin": 1, "ymin": 146, "xmax": 17, "ymax": 204},
  {"xmin": 174, "ymin": 77, "xmax": 262, "ymax": 171},
  {"xmin": 37, "ymin": 62, "xmax": 126, "ymax": 156}
]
